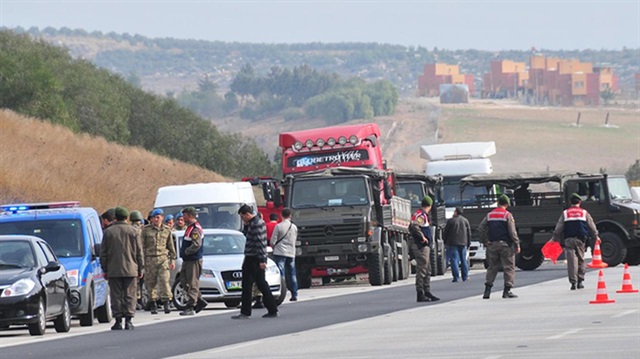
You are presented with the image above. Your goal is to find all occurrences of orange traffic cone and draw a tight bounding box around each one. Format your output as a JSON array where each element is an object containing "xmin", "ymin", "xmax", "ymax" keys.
[
  {"xmin": 616, "ymin": 263, "xmax": 639, "ymax": 293},
  {"xmin": 587, "ymin": 239, "xmax": 608, "ymax": 269},
  {"xmin": 589, "ymin": 270, "xmax": 615, "ymax": 304}
]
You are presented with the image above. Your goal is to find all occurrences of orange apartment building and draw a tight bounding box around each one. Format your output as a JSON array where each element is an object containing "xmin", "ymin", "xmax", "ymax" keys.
[
  {"xmin": 482, "ymin": 60, "xmax": 529, "ymax": 98},
  {"xmin": 417, "ymin": 63, "xmax": 474, "ymax": 97},
  {"xmin": 527, "ymin": 55, "xmax": 618, "ymax": 106}
]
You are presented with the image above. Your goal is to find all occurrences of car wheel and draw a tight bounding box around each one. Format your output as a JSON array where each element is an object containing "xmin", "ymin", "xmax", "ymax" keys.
[
  {"xmin": 171, "ymin": 280, "xmax": 188, "ymax": 311},
  {"xmin": 96, "ymin": 289, "xmax": 112, "ymax": 323},
  {"xmin": 28, "ymin": 298, "xmax": 46, "ymax": 336},
  {"xmin": 275, "ymin": 277, "xmax": 287, "ymax": 306},
  {"xmin": 224, "ymin": 300, "xmax": 241, "ymax": 308},
  {"xmin": 54, "ymin": 297, "xmax": 71, "ymax": 333},
  {"xmin": 79, "ymin": 290, "xmax": 94, "ymax": 327}
]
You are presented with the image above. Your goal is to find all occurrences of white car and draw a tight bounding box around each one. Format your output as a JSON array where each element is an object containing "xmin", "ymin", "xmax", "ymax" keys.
[{"xmin": 170, "ymin": 229, "xmax": 285, "ymax": 309}]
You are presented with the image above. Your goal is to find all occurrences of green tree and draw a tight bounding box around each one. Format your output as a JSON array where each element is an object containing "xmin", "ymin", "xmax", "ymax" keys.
[{"xmin": 626, "ymin": 160, "xmax": 640, "ymax": 182}]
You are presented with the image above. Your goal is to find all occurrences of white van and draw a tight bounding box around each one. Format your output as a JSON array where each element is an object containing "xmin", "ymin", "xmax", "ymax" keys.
[{"xmin": 153, "ymin": 182, "xmax": 257, "ymax": 231}]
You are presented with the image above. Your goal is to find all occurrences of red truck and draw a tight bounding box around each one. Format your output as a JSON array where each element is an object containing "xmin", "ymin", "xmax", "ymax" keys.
[{"xmin": 246, "ymin": 123, "xmax": 414, "ymax": 286}]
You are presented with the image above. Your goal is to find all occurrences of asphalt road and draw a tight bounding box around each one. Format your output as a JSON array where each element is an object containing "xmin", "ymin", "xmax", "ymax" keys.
[{"xmin": 1, "ymin": 263, "xmax": 638, "ymax": 359}]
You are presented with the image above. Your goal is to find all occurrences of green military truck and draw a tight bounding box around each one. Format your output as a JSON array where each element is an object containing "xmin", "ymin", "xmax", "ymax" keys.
[
  {"xmin": 459, "ymin": 172, "xmax": 640, "ymax": 270},
  {"xmin": 284, "ymin": 167, "xmax": 412, "ymax": 287},
  {"xmin": 395, "ymin": 173, "xmax": 448, "ymax": 276}
]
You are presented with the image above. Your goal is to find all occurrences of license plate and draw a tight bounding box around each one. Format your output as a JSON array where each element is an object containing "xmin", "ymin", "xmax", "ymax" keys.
[
  {"xmin": 226, "ymin": 281, "xmax": 242, "ymax": 290},
  {"xmin": 324, "ymin": 256, "xmax": 339, "ymax": 261}
]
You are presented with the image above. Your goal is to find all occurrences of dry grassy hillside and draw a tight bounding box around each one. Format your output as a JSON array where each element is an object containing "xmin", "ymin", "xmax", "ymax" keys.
[
  {"xmin": 215, "ymin": 98, "xmax": 638, "ymax": 175},
  {"xmin": 0, "ymin": 109, "xmax": 227, "ymax": 214}
]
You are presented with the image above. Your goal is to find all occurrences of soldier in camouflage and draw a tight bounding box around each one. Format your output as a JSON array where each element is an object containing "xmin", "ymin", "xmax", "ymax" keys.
[
  {"xmin": 174, "ymin": 212, "xmax": 186, "ymax": 231},
  {"xmin": 130, "ymin": 210, "xmax": 146, "ymax": 310},
  {"xmin": 141, "ymin": 208, "xmax": 177, "ymax": 314}
]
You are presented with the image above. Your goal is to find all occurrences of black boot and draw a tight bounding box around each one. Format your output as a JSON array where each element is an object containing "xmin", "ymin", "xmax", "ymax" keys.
[
  {"xmin": 179, "ymin": 307, "xmax": 195, "ymax": 316},
  {"xmin": 111, "ymin": 317, "xmax": 123, "ymax": 330},
  {"xmin": 149, "ymin": 301, "xmax": 158, "ymax": 315},
  {"xmin": 425, "ymin": 292, "xmax": 440, "ymax": 302},
  {"xmin": 417, "ymin": 290, "xmax": 429, "ymax": 302},
  {"xmin": 577, "ymin": 281, "xmax": 584, "ymax": 289},
  {"xmin": 483, "ymin": 284, "xmax": 492, "ymax": 299},
  {"xmin": 252, "ymin": 296, "xmax": 264, "ymax": 309},
  {"xmin": 195, "ymin": 297, "xmax": 208, "ymax": 313},
  {"xmin": 502, "ymin": 286, "xmax": 518, "ymax": 298},
  {"xmin": 164, "ymin": 301, "xmax": 171, "ymax": 314},
  {"xmin": 124, "ymin": 317, "xmax": 134, "ymax": 330},
  {"xmin": 570, "ymin": 282, "xmax": 577, "ymax": 290}
]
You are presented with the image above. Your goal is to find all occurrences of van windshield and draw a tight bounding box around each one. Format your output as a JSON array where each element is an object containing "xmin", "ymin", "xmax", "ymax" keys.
[
  {"xmin": 158, "ymin": 203, "xmax": 242, "ymax": 230},
  {"xmin": 0, "ymin": 220, "xmax": 84, "ymax": 258}
]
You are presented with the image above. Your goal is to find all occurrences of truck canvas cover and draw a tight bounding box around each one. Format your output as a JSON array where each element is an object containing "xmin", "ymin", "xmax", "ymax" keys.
[{"xmin": 460, "ymin": 172, "xmax": 602, "ymax": 189}]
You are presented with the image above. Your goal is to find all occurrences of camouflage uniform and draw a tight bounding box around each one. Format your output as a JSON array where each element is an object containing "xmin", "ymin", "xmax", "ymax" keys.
[
  {"xmin": 141, "ymin": 223, "xmax": 176, "ymax": 303},
  {"xmin": 131, "ymin": 221, "xmax": 145, "ymax": 307}
]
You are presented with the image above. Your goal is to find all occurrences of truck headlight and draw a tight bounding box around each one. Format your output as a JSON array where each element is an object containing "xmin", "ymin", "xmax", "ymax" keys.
[
  {"xmin": 2, "ymin": 278, "xmax": 36, "ymax": 297},
  {"xmin": 67, "ymin": 269, "xmax": 79, "ymax": 287},
  {"xmin": 358, "ymin": 244, "xmax": 368, "ymax": 253}
]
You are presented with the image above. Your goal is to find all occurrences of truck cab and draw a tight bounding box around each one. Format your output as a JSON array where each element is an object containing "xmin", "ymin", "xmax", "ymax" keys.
[{"xmin": 0, "ymin": 202, "xmax": 111, "ymax": 326}]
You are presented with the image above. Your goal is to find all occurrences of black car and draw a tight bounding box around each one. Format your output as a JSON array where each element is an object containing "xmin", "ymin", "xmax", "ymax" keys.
[{"xmin": 0, "ymin": 235, "xmax": 71, "ymax": 335}]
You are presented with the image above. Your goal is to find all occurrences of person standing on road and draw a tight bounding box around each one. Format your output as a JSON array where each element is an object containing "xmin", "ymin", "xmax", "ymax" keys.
[
  {"xmin": 549, "ymin": 193, "xmax": 600, "ymax": 290},
  {"xmin": 129, "ymin": 209, "xmax": 146, "ymax": 311},
  {"xmin": 232, "ymin": 204, "xmax": 279, "ymax": 319},
  {"xmin": 271, "ymin": 208, "xmax": 299, "ymax": 302},
  {"xmin": 408, "ymin": 196, "xmax": 440, "ymax": 303},
  {"xmin": 265, "ymin": 213, "xmax": 279, "ymax": 246},
  {"xmin": 100, "ymin": 206, "xmax": 144, "ymax": 330},
  {"xmin": 100, "ymin": 208, "xmax": 116, "ymax": 230},
  {"xmin": 141, "ymin": 209, "xmax": 177, "ymax": 314},
  {"xmin": 478, "ymin": 195, "xmax": 520, "ymax": 299},
  {"xmin": 164, "ymin": 214, "xmax": 175, "ymax": 230},
  {"xmin": 443, "ymin": 207, "xmax": 471, "ymax": 282},
  {"xmin": 178, "ymin": 207, "xmax": 208, "ymax": 316}
]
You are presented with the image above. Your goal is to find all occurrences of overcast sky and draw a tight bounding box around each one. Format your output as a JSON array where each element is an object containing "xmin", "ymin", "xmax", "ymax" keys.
[{"xmin": 1, "ymin": 1, "xmax": 638, "ymax": 51}]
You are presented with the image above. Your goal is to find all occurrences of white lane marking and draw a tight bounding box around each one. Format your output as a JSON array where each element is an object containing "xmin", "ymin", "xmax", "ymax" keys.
[
  {"xmin": 546, "ymin": 328, "xmax": 583, "ymax": 340},
  {"xmin": 611, "ymin": 309, "xmax": 638, "ymax": 318}
]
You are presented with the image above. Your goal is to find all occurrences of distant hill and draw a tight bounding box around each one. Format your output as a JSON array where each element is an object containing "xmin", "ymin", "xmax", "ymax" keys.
[
  {"xmin": 9, "ymin": 27, "xmax": 639, "ymax": 98},
  {"xmin": 0, "ymin": 109, "xmax": 228, "ymax": 213}
]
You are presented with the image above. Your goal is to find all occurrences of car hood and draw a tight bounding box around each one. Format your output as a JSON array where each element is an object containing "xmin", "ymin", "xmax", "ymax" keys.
[
  {"xmin": 58, "ymin": 257, "xmax": 84, "ymax": 271},
  {"xmin": 0, "ymin": 268, "xmax": 32, "ymax": 286},
  {"xmin": 201, "ymin": 254, "xmax": 276, "ymax": 271}
]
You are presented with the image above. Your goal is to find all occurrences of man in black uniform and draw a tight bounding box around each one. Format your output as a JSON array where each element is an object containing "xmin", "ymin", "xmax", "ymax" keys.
[
  {"xmin": 478, "ymin": 195, "xmax": 520, "ymax": 299},
  {"xmin": 232, "ymin": 204, "xmax": 279, "ymax": 319},
  {"xmin": 549, "ymin": 193, "xmax": 600, "ymax": 290}
]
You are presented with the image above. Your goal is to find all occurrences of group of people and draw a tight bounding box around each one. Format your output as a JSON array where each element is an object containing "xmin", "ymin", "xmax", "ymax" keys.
[
  {"xmin": 98, "ymin": 203, "xmax": 300, "ymax": 328},
  {"xmin": 98, "ymin": 206, "xmax": 206, "ymax": 330},
  {"xmin": 409, "ymin": 190, "xmax": 599, "ymax": 302}
]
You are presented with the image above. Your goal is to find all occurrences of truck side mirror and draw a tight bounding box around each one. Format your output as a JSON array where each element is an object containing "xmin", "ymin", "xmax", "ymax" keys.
[
  {"xmin": 273, "ymin": 188, "xmax": 282, "ymax": 208},
  {"xmin": 262, "ymin": 182, "xmax": 273, "ymax": 201},
  {"xmin": 383, "ymin": 180, "xmax": 393, "ymax": 200}
]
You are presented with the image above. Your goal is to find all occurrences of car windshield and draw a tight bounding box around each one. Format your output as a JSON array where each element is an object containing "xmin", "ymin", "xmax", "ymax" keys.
[
  {"xmin": 608, "ymin": 177, "xmax": 633, "ymax": 201},
  {"xmin": 201, "ymin": 233, "xmax": 245, "ymax": 255},
  {"xmin": 291, "ymin": 177, "xmax": 369, "ymax": 208},
  {"xmin": 396, "ymin": 183, "xmax": 425, "ymax": 207},
  {"xmin": 0, "ymin": 219, "xmax": 84, "ymax": 258},
  {"xmin": 0, "ymin": 240, "xmax": 36, "ymax": 268},
  {"xmin": 159, "ymin": 203, "xmax": 242, "ymax": 230}
]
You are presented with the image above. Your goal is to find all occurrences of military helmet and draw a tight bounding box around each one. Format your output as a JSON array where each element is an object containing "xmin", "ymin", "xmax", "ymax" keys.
[{"xmin": 129, "ymin": 210, "xmax": 143, "ymax": 221}]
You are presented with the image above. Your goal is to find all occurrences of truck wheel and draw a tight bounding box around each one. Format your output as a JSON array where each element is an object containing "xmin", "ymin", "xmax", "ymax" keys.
[
  {"xmin": 383, "ymin": 244, "xmax": 393, "ymax": 285},
  {"xmin": 96, "ymin": 289, "xmax": 112, "ymax": 323},
  {"xmin": 398, "ymin": 238, "xmax": 410, "ymax": 280},
  {"xmin": 516, "ymin": 250, "xmax": 544, "ymax": 271},
  {"xmin": 436, "ymin": 242, "xmax": 446, "ymax": 276},
  {"xmin": 600, "ymin": 232, "xmax": 626, "ymax": 267},
  {"xmin": 367, "ymin": 246, "xmax": 384, "ymax": 286},
  {"xmin": 429, "ymin": 246, "xmax": 437, "ymax": 276},
  {"xmin": 623, "ymin": 247, "xmax": 640, "ymax": 265},
  {"xmin": 296, "ymin": 266, "xmax": 312, "ymax": 289},
  {"xmin": 79, "ymin": 290, "xmax": 94, "ymax": 327}
]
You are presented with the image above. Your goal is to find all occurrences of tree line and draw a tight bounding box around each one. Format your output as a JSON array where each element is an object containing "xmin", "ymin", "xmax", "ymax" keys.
[{"xmin": 0, "ymin": 31, "xmax": 277, "ymax": 178}]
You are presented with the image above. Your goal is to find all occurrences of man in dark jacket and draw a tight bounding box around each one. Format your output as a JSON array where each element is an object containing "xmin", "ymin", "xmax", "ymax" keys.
[
  {"xmin": 100, "ymin": 206, "xmax": 144, "ymax": 330},
  {"xmin": 443, "ymin": 207, "xmax": 471, "ymax": 282},
  {"xmin": 409, "ymin": 197, "xmax": 440, "ymax": 303},
  {"xmin": 232, "ymin": 204, "xmax": 279, "ymax": 319}
]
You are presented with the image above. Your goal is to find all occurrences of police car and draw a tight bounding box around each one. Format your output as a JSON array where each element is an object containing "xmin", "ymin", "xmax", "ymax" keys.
[{"xmin": 0, "ymin": 202, "xmax": 111, "ymax": 326}]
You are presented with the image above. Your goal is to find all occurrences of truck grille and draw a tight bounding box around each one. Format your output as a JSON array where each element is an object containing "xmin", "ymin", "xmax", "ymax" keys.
[{"xmin": 299, "ymin": 222, "xmax": 363, "ymax": 244}]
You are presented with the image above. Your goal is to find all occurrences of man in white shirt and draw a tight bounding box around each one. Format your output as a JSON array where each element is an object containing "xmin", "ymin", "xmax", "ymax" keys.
[{"xmin": 270, "ymin": 208, "xmax": 299, "ymax": 301}]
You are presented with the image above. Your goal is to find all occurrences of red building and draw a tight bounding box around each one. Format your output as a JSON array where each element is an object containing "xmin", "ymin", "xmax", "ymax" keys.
[{"xmin": 418, "ymin": 63, "xmax": 474, "ymax": 97}]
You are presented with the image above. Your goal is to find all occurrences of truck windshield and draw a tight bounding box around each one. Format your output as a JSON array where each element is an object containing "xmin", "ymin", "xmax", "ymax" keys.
[
  {"xmin": 396, "ymin": 183, "xmax": 425, "ymax": 207},
  {"xmin": 159, "ymin": 203, "xmax": 242, "ymax": 230},
  {"xmin": 292, "ymin": 178, "xmax": 369, "ymax": 208},
  {"xmin": 0, "ymin": 220, "xmax": 84, "ymax": 258},
  {"xmin": 608, "ymin": 177, "xmax": 633, "ymax": 201},
  {"xmin": 446, "ymin": 181, "xmax": 491, "ymax": 206}
]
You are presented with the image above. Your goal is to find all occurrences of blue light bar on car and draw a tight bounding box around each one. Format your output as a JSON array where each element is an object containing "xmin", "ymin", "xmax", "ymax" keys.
[{"xmin": 0, "ymin": 201, "xmax": 80, "ymax": 213}]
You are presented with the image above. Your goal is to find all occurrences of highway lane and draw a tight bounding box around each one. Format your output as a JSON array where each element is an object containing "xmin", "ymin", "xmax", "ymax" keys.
[{"xmin": 0, "ymin": 264, "xmax": 577, "ymax": 358}]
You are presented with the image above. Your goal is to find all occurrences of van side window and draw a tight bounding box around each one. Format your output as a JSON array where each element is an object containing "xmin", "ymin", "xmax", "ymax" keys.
[
  {"xmin": 86, "ymin": 219, "xmax": 96, "ymax": 256},
  {"xmin": 90, "ymin": 216, "xmax": 102, "ymax": 245}
]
